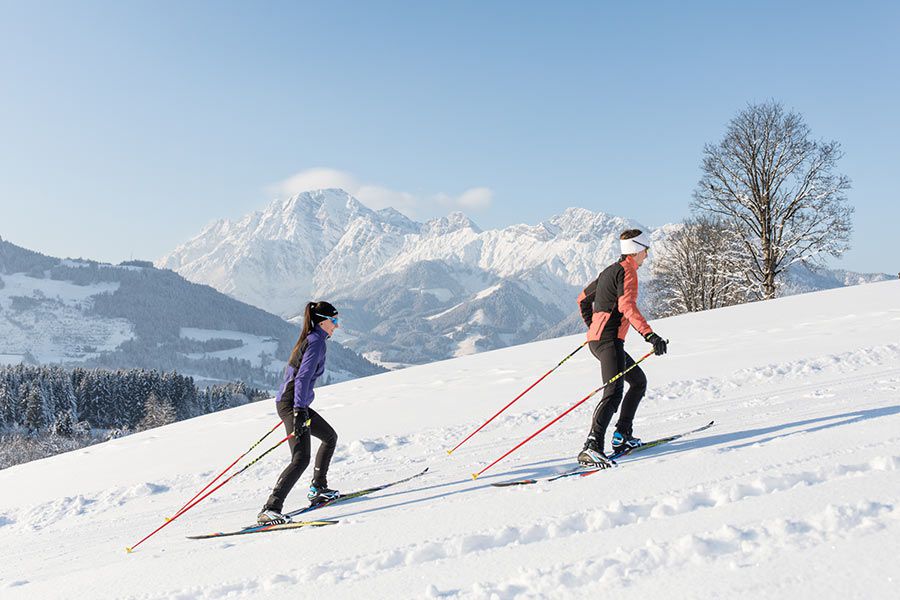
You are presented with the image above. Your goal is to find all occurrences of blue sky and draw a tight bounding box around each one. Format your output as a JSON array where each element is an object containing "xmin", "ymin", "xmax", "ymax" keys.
[{"xmin": 1, "ymin": 1, "xmax": 897, "ymax": 274}]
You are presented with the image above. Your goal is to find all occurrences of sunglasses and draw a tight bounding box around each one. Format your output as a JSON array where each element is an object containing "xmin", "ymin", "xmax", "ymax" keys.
[{"xmin": 316, "ymin": 314, "xmax": 340, "ymax": 326}]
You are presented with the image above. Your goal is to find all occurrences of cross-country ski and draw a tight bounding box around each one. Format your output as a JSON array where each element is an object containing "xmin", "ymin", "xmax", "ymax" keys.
[
  {"xmin": 288, "ymin": 467, "xmax": 430, "ymax": 517},
  {"xmin": 491, "ymin": 421, "xmax": 716, "ymax": 487},
  {"xmin": 187, "ymin": 520, "xmax": 338, "ymax": 540}
]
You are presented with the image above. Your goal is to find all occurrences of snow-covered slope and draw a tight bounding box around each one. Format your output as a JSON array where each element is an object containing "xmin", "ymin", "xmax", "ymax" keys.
[
  {"xmin": 0, "ymin": 238, "xmax": 383, "ymax": 386},
  {"xmin": 0, "ymin": 271, "xmax": 132, "ymax": 364},
  {"xmin": 2, "ymin": 280, "xmax": 898, "ymax": 599}
]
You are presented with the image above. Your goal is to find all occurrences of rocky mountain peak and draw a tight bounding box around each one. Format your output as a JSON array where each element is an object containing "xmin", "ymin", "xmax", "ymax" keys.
[{"xmin": 424, "ymin": 211, "xmax": 482, "ymax": 236}]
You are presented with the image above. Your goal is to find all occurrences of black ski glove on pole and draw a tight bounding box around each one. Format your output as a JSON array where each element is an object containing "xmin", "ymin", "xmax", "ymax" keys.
[
  {"xmin": 293, "ymin": 407, "xmax": 311, "ymax": 437},
  {"xmin": 644, "ymin": 332, "xmax": 668, "ymax": 356}
]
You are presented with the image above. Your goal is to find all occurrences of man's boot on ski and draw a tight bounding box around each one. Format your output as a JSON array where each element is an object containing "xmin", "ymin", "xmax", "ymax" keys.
[
  {"xmin": 611, "ymin": 430, "xmax": 643, "ymax": 455},
  {"xmin": 577, "ymin": 434, "xmax": 616, "ymax": 468},
  {"xmin": 307, "ymin": 480, "xmax": 340, "ymax": 504}
]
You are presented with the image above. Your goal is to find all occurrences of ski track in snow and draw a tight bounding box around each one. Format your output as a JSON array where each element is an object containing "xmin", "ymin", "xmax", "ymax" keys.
[
  {"xmin": 434, "ymin": 343, "xmax": 900, "ymax": 460},
  {"xmin": 454, "ymin": 501, "xmax": 900, "ymax": 599},
  {"xmin": 138, "ymin": 449, "xmax": 900, "ymax": 600},
  {"xmin": 170, "ymin": 453, "xmax": 899, "ymax": 595},
  {"xmin": 2, "ymin": 282, "xmax": 900, "ymax": 600},
  {"xmin": 5, "ymin": 343, "xmax": 898, "ymax": 532},
  {"xmin": 9, "ymin": 483, "xmax": 171, "ymax": 532},
  {"xmin": 149, "ymin": 350, "xmax": 899, "ymax": 599}
]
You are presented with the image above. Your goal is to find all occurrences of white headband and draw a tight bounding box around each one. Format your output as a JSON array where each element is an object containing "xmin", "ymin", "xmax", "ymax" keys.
[{"xmin": 620, "ymin": 232, "xmax": 651, "ymax": 255}]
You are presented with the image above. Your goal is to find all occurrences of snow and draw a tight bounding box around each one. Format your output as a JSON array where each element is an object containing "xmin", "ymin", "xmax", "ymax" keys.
[
  {"xmin": 0, "ymin": 273, "xmax": 134, "ymax": 363},
  {"xmin": 158, "ymin": 189, "xmax": 891, "ymax": 365},
  {"xmin": 0, "ymin": 354, "xmax": 27, "ymax": 366},
  {"xmin": 0, "ymin": 273, "xmax": 121, "ymax": 310},
  {"xmin": 426, "ymin": 301, "xmax": 465, "ymax": 321},
  {"xmin": 361, "ymin": 351, "xmax": 411, "ymax": 371},
  {"xmin": 454, "ymin": 333, "xmax": 486, "ymax": 357},
  {"xmin": 420, "ymin": 288, "xmax": 455, "ymax": 302},
  {"xmin": 1, "ymin": 280, "xmax": 899, "ymax": 599},
  {"xmin": 473, "ymin": 284, "xmax": 503, "ymax": 300},
  {"xmin": 59, "ymin": 259, "xmax": 93, "ymax": 269},
  {"xmin": 156, "ymin": 189, "xmax": 638, "ymax": 320},
  {"xmin": 180, "ymin": 328, "xmax": 280, "ymax": 371}
]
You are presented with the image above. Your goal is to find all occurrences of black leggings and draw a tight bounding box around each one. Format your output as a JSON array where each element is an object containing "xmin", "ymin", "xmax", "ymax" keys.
[
  {"xmin": 588, "ymin": 339, "xmax": 647, "ymax": 448},
  {"xmin": 264, "ymin": 402, "xmax": 337, "ymax": 512}
]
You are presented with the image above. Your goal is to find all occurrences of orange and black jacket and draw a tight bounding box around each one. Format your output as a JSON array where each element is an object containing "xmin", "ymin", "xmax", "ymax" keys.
[{"xmin": 578, "ymin": 254, "xmax": 653, "ymax": 343}]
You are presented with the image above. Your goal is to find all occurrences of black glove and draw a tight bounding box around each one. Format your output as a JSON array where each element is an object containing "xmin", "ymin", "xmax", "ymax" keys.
[
  {"xmin": 292, "ymin": 407, "xmax": 311, "ymax": 437},
  {"xmin": 644, "ymin": 332, "xmax": 668, "ymax": 356}
]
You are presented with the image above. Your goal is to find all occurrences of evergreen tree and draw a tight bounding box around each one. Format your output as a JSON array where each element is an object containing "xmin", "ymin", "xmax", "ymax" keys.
[
  {"xmin": 23, "ymin": 385, "xmax": 46, "ymax": 432},
  {"xmin": 53, "ymin": 410, "xmax": 75, "ymax": 436},
  {"xmin": 76, "ymin": 372, "xmax": 100, "ymax": 427},
  {"xmin": 137, "ymin": 392, "xmax": 176, "ymax": 431},
  {"xmin": 0, "ymin": 378, "xmax": 8, "ymax": 428}
]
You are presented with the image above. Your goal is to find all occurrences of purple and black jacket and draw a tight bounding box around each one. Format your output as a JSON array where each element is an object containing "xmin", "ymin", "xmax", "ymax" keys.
[{"xmin": 277, "ymin": 325, "xmax": 327, "ymax": 409}]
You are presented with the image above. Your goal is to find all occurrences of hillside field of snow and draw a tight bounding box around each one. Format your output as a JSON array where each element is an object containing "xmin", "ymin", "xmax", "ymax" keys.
[{"xmin": 1, "ymin": 280, "xmax": 899, "ymax": 599}]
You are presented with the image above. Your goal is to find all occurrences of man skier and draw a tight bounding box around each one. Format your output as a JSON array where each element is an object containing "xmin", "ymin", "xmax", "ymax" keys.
[{"xmin": 576, "ymin": 229, "xmax": 668, "ymax": 468}]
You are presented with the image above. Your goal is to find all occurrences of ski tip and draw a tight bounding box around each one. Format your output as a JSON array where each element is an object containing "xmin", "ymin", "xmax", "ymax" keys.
[
  {"xmin": 446, "ymin": 449, "xmax": 453, "ymax": 456},
  {"xmin": 164, "ymin": 517, "xmax": 171, "ymax": 522},
  {"xmin": 125, "ymin": 547, "xmax": 133, "ymax": 554},
  {"xmin": 471, "ymin": 473, "xmax": 479, "ymax": 480}
]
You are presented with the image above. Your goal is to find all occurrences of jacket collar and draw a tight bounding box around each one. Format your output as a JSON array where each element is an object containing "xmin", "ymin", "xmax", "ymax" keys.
[{"xmin": 621, "ymin": 254, "xmax": 639, "ymax": 270}]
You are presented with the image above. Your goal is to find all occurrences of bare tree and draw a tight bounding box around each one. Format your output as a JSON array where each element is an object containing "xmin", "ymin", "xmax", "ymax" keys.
[
  {"xmin": 649, "ymin": 216, "xmax": 746, "ymax": 317},
  {"xmin": 692, "ymin": 101, "xmax": 853, "ymax": 300}
]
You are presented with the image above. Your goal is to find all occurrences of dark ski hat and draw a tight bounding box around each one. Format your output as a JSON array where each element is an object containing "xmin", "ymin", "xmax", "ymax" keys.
[{"xmin": 309, "ymin": 300, "xmax": 338, "ymax": 324}]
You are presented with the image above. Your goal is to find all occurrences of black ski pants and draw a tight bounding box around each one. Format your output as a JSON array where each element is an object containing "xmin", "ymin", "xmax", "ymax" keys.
[
  {"xmin": 265, "ymin": 401, "xmax": 337, "ymax": 512},
  {"xmin": 588, "ymin": 339, "xmax": 647, "ymax": 448}
]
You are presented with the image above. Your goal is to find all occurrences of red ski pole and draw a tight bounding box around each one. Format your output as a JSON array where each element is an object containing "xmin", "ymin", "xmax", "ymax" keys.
[
  {"xmin": 471, "ymin": 350, "xmax": 655, "ymax": 480},
  {"xmin": 447, "ymin": 341, "xmax": 587, "ymax": 455},
  {"xmin": 166, "ymin": 420, "xmax": 283, "ymax": 521},
  {"xmin": 125, "ymin": 433, "xmax": 292, "ymax": 553}
]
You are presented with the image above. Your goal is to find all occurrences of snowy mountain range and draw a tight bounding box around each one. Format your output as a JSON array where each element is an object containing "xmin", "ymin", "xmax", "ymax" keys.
[
  {"xmin": 0, "ymin": 237, "xmax": 383, "ymax": 387},
  {"xmin": 158, "ymin": 189, "xmax": 892, "ymax": 366},
  {"xmin": 158, "ymin": 190, "xmax": 659, "ymax": 365}
]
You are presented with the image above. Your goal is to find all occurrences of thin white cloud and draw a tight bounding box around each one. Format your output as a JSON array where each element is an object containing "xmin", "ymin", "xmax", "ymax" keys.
[
  {"xmin": 269, "ymin": 167, "xmax": 358, "ymax": 197},
  {"xmin": 268, "ymin": 168, "xmax": 492, "ymax": 217},
  {"xmin": 455, "ymin": 187, "xmax": 493, "ymax": 210},
  {"xmin": 434, "ymin": 187, "xmax": 494, "ymax": 212}
]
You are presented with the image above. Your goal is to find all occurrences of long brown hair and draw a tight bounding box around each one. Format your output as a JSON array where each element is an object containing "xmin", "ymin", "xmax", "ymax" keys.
[
  {"xmin": 288, "ymin": 302, "xmax": 317, "ymax": 369},
  {"xmin": 288, "ymin": 301, "xmax": 337, "ymax": 368}
]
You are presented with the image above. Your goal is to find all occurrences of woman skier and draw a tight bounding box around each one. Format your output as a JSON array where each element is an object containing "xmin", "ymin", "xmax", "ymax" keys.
[
  {"xmin": 258, "ymin": 301, "xmax": 342, "ymax": 525},
  {"xmin": 576, "ymin": 229, "xmax": 668, "ymax": 468}
]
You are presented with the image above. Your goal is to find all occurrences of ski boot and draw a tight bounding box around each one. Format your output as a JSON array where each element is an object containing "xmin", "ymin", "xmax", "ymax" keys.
[
  {"xmin": 307, "ymin": 482, "xmax": 340, "ymax": 505},
  {"xmin": 577, "ymin": 434, "xmax": 616, "ymax": 469},
  {"xmin": 257, "ymin": 508, "xmax": 292, "ymax": 525},
  {"xmin": 611, "ymin": 430, "xmax": 643, "ymax": 456}
]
